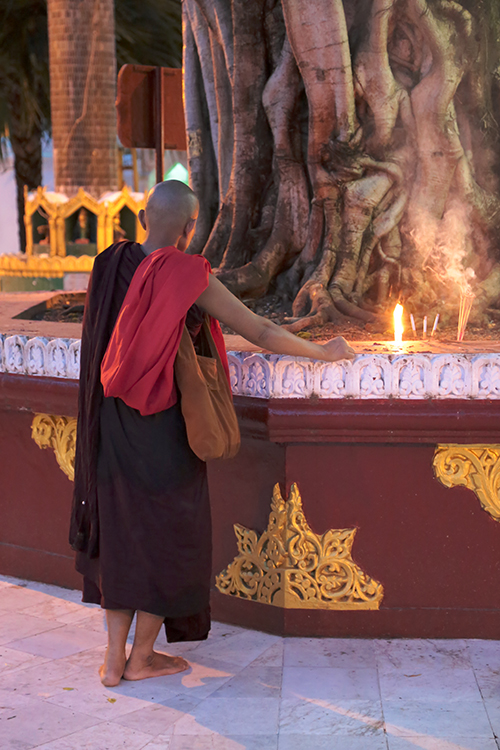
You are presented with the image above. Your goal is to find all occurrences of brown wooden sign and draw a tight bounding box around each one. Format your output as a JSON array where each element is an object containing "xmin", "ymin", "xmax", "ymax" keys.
[{"xmin": 116, "ymin": 65, "xmax": 187, "ymax": 151}]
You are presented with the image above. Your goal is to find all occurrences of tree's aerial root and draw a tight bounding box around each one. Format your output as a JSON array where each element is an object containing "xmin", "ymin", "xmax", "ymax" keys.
[
  {"xmin": 214, "ymin": 262, "xmax": 269, "ymax": 299},
  {"xmin": 281, "ymin": 281, "xmax": 380, "ymax": 333}
]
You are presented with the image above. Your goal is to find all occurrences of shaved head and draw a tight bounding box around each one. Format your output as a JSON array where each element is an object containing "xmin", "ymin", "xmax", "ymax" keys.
[
  {"xmin": 140, "ymin": 180, "xmax": 199, "ymax": 253},
  {"xmin": 145, "ymin": 180, "xmax": 198, "ymax": 232}
]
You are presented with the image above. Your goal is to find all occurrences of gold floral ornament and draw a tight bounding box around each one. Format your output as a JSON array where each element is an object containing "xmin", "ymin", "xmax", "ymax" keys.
[
  {"xmin": 216, "ymin": 483, "xmax": 384, "ymax": 610},
  {"xmin": 433, "ymin": 444, "xmax": 500, "ymax": 522},
  {"xmin": 31, "ymin": 414, "xmax": 77, "ymax": 482}
]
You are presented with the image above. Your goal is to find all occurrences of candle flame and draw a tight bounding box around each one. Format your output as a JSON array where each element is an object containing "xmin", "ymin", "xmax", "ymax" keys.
[{"xmin": 394, "ymin": 303, "xmax": 404, "ymax": 345}]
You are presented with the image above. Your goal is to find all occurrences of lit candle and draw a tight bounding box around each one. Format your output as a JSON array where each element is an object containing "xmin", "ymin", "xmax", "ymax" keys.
[{"xmin": 393, "ymin": 303, "xmax": 404, "ymax": 345}]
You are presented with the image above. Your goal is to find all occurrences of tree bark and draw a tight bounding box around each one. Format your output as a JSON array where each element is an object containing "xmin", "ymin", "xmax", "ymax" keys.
[{"xmin": 183, "ymin": 0, "xmax": 500, "ymax": 325}]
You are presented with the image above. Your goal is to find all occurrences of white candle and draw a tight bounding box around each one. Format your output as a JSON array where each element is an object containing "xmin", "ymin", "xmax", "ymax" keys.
[
  {"xmin": 423, "ymin": 316, "xmax": 428, "ymax": 337},
  {"xmin": 431, "ymin": 314, "xmax": 440, "ymax": 336},
  {"xmin": 410, "ymin": 314, "xmax": 416, "ymax": 335}
]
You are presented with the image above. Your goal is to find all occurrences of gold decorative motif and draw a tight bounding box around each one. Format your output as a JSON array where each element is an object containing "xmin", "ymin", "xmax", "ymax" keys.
[
  {"xmin": 433, "ymin": 444, "xmax": 500, "ymax": 521},
  {"xmin": 0, "ymin": 253, "xmax": 95, "ymax": 278},
  {"xmin": 18, "ymin": 185, "xmax": 147, "ymax": 262},
  {"xmin": 216, "ymin": 483, "xmax": 384, "ymax": 610},
  {"xmin": 31, "ymin": 414, "xmax": 77, "ymax": 482}
]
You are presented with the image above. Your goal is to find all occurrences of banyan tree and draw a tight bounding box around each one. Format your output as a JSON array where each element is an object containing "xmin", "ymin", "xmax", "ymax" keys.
[{"xmin": 183, "ymin": 0, "xmax": 500, "ymax": 329}]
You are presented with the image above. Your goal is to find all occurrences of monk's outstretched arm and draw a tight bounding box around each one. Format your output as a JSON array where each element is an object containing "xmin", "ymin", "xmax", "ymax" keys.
[{"xmin": 196, "ymin": 275, "xmax": 355, "ymax": 362}]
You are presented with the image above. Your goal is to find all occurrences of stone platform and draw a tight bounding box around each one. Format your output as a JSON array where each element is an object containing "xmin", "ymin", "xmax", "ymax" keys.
[
  {"xmin": 2, "ymin": 574, "xmax": 500, "ymax": 750},
  {"xmin": 2, "ymin": 292, "xmax": 500, "ymax": 639}
]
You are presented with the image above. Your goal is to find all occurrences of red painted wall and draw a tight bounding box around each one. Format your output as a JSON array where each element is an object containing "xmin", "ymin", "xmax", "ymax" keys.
[{"xmin": 2, "ymin": 375, "xmax": 500, "ymax": 637}]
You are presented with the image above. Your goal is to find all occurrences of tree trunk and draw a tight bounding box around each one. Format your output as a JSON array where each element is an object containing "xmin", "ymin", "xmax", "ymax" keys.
[
  {"xmin": 183, "ymin": 0, "xmax": 500, "ymax": 326},
  {"xmin": 46, "ymin": 0, "xmax": 118, "ymax": 197},
  {"xmin": 8, "ymin": 98, "xmax": 43, "ymax": 253}
]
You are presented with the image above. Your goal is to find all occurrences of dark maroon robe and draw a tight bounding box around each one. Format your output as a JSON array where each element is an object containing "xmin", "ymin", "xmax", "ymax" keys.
[{"xmin": 71, "ymin": 241, "xmax": 211, "ymax": 642}]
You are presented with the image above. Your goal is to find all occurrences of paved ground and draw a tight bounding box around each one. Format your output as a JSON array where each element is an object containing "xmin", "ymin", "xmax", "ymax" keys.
[{"xmin": 1, "ymin": 576, "xmax": 500, "ymax": 750}]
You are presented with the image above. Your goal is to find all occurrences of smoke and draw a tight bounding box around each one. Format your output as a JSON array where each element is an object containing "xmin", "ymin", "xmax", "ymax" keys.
[{"xmin": 411, "ymin": 200, "xmax": 476, "ymax": 300}]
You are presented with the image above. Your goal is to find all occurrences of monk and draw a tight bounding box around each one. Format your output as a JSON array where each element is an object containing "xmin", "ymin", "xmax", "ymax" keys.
[{"xmin": 71, "ymin": 180, "xmax": 355, "ymax": 687}]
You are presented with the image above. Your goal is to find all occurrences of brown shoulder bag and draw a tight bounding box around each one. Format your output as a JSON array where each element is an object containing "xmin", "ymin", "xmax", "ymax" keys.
[{"xmin": 174, "ymin": 316, "xmax": 241, "ymax": 462}]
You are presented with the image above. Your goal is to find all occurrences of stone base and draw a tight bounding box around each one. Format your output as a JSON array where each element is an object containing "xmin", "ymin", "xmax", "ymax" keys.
[{"xmin": 2, "ymin": 375, "xmax": 500, "ymax": 637}]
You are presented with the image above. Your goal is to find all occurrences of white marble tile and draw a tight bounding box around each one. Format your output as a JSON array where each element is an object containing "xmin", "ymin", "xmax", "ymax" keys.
[
  {"xmin": 284, "ymin": 638, "xmax": 377, "ymax": 669},
  {"xmin": 0, "ymin": 577, "xmax": 86, "ymax": 605},
  {"xmin": 376, "ymin": 640, "xmax": 471, "ymax": 671},
  {"xmin": 0, "ymin": 585, "xmax": 54, "ymax": 611},
  {"xmin": 474, "ymin": 666, "xmax": 500, "ymax": 701},
  {"xmin": 33, "ymin": 720, "xmax": 155, "ymax": 749},
  {"xmin": 481, "ymin": 699, "xmax": 500, "ymax": 737},
  {"xmin": 109, "ymin": 673, "xmax": 189, "ymax": 704},
  {"xmin": 279, "ymin": 697, "xmax": 384, "ymax": 736},
  {"xmin": 279, "ymin": 737, "xmax": 388, "ymax": 750},
  {"xmin": 383, "ymin": 700, "xmax": 494, "ymax": 738},
  {"xmin": 193, "ymin": 630, "xmax": 281, "ymax": 669},
  {"xmin": 0, "ymin": 612, "xmax": 62, "ymax": 645},
  {"xmin": 248, "ymin": 641, "xmax": 284, "ymax": 668},
  {"xmin": 173, "ymin": 697, "xmax": 280, "ymax": 736},
  {"xmin": 282, "ymin": 666, "xmax": 380, "ymax": 701},
  {"xmin": 137, "ymin": 731, "xmax": 173, "ymax": 749},
  {"xmin": 7, "ymin": 623, "xmax": 107, "ymax": 658},
  {"xmin": 208, "ymin": 621, "xmax": 249, "ymax": 639},
  {"xmin": 0, "ymin": 698, "xmax": 99, "ymax": 747},
  {"xmin": 169, "ymin": 737, "xmax": 278, "ymax": 750},
  {"xmin": 467, "ymin": 639, "xmax": 500, "ymax": 670},
  {"xmin": 208, "ymin": 666, "xmax": 282, "ymax": 699},
  {"xmin": 0, "ymin": 655, "xmax": 81, "ymax": 698},
  {"xmin": 0, "ymin": 644, "xmax": 50, "ymax": 674},
  {"xmin": 379, "ymin": 667, "xmax": 482, "ymax": 703},
  {"xmin": 115, "ymin": 698, "xmax": 200, "ymax": 735},
  {"xmin": 57, "ymin": 608, "xmax": 107, "ymax": 630},
  {"xmin": 386, "ymin": 738, "xmax": 498, "ymax": 750},
  {"xmin": 45, "ymin": 683, "xmax": 152, "ymax": 719},
  {"xmin": 21, "ymin": 598, "xmax": 89, "ymax": 622}
]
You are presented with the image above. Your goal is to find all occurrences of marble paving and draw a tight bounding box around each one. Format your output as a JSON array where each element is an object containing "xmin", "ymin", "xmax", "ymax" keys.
[{"xmin": 1, "ymin": 576, "xmax": 500, "ymax": 749}]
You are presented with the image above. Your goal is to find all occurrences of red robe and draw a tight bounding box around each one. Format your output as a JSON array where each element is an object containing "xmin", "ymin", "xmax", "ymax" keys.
[{"xmin": 101, "ymin": 245, "xmax": 229, "ymax": 415}]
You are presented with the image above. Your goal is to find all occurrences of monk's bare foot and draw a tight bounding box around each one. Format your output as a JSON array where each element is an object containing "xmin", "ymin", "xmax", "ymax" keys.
[
  {"xmin": 99, "ymin": 650, "xmax": 127, "ymax": 687},
  {"xmin": 123, "ymin": 651, "xmax": 189, "ymax": 681}
]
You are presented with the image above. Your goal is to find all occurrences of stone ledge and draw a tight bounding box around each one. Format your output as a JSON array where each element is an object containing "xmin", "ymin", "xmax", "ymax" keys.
[{"xmin": 2, "ymin": 332, "xmax": 500, "ymax": 399}]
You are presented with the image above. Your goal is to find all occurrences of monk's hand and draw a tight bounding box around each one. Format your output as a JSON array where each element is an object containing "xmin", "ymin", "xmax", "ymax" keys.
[{"xmin": 320, "ymin": 336, "xmax": 356, "ymax": 362}]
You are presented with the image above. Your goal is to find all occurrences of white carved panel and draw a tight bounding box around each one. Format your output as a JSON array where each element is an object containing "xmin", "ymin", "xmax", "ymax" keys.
[
  {"xmin": 241, "ymin": 353, "xmax": 273, "ymax": 399},
  {"xmin": 313, "ymin": 361, "xmax": 350, "ymax": 398},
  {"xmin": 431, "ymin": 355, "xmax": 472, "ymax": 398},
  {"xmin": 227, "ymin": 353, "xmax": 243, "ymax": 395},
  {"xmin": 4, "ymin": 335, "xmax": 27, "ymax": 374},
  {"xmin": 25, "ymin": 337, "xmax": 49, "ymax": 376},
  {"xmin": 46, "ymin": 339, "xmax": 70, "ymax": 378},
  {"xmin": 2, "ymin": 329, "xmax": 500, "ymax": 401},
  {"xmin": 273, "ymin": 356, "xmax": 313, "ymax": 398},
  {"xmin": 68, "ymin": 340, "xmax": 81, "ymax": 380},
  {"xmin": 392, "ymin": 355, "xmax": 432, "ymax": 398},
  {"xmin": 350, "ymin": 355, "xmax": 392, "ymax": 398},
  {"xmin": 471, "ymin": 354, "xmax": 500, "ymax": 398}
]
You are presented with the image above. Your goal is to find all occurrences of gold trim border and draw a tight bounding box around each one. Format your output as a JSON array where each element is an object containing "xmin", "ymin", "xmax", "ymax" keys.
[
  {"xmin": 31, "ymin": 414, "xmax": 77, "ymax": 482},
  {"xmin": 433, "ymin": 444, "xmax": 500, "ymax": 521},
  {"xmin": 216, "ymin": 483, "xmax": 384, "ymax": 610}
]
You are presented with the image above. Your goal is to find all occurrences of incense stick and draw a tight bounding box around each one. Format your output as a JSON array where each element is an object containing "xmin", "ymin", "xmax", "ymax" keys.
[
  {"xmin": 457, "ymin": 292, "xmax": 475, "ymax": 342},
  {"xmin": 410, "ymin": 314, "xmax": 416, "ymax": 336},
  {"xmin": 431, "ymin": 314, "xmax": 440, "ymax": 337}
]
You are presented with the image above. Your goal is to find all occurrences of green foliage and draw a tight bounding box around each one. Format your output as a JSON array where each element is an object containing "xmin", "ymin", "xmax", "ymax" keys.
[
  {"xmin": 0, "ymin": 0, "xmax": 183, "ymax": 146},
  {"xmin": 115, "ymin": 0, "xmax": 182, "ymax": 69},
  {"xmin": 0, "ymin": 0, "xmax": 50, "ymax": 141}
]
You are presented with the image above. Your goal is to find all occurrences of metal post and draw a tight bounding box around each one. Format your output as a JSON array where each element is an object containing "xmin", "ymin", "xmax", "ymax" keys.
[{"xmin": 154, "ymin": 67, "xmax": 164, "ymax": 184}]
